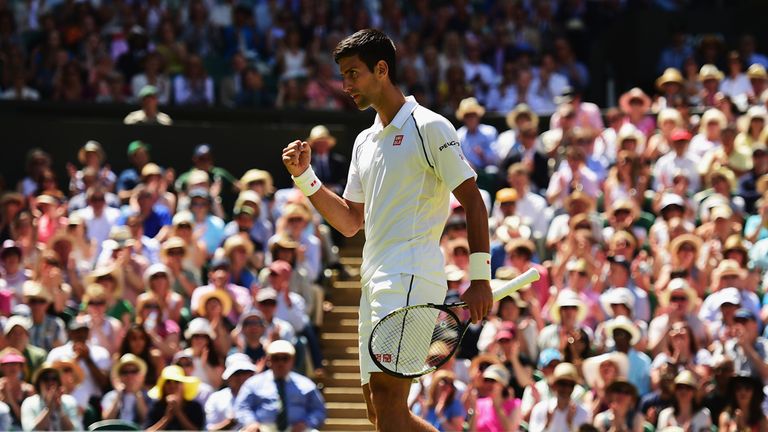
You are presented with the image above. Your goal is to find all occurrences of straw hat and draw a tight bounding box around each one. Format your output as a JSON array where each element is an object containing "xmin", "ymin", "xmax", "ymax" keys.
[
  {"xmin": 549, "ymin": 362, "xmax": 580, "ymax": 385},
  {"xmin": 616, "ymin": 124, "xmax": 646, "ymax": 148},
  {"xmin": 600, "ymin": 287, "xmax": 635, "ymax": 317},
  {"xmin": 161, "ymin": 236, "xmax": 187, "ymax": 256},
  {"xmin": 564, "ymin": 191, "xmax": 595, "ymax": 213},
  {"xmin": 197, "ymin": 289, "xmax": 233, "ymax": 317},
  {"xmin": 445, "ymin": 265, "xmax": 465, "ymax": 282},
  {"xmin": 495, "ymin": 188, "xmax": 519, "ymax": 204},
  {"xmin": 143, "ymin": 263, "xmax": 171, "ymax": 286},
  {"xmin": 307, "ymin": 125, "xmax": 336, "ymax": 147},
  {"xmin": 148, "ymin": 365, "xmax": 200, "ymax": 400},
  {"xmin": 223, "ymin": 235, "xmax": 254, "ymax": 257},
  {"xmin": 82, "ymin": 283, "xmax": 108, "ymax": 306},
  {"xmin": 669, "ymin": 234, "xmax": 703, "ymax": 256},
  {"xmin": 495, "ymin": 216, "xmax": 532, "ymax": 244},
  {"xmin": 673, "ymin": 370, "xmax": 698, "ymax": 388},
  {"xmin": 748, "ymin": 64, "xmax": 768, "ymax": 80},
  {"xmin": 699, "ymin": 64, "xmax": 724, "ymax": 82},
  {"xmin": 235, "ymin": 190, "xmax": 262, "ymax": 209},
  {"xmin": 111, "ymin": 353, "xmax": 148, "ymax": 380},
  {"xmin": 505, "ymin": 103, "xmax": 539, "ymax": 129},
  {"xmin": 141, "ymin": 163, "xmax": 162, "ymax": 177},
  {"xmin": 723, "ymin": 235, "xmax": 748, "ymax": 256},
  {"xmin": 187, "ymin": 169, "xmax": 210, "ymax": 187},
  {"xmin": 550, "ymin": 290, "xmax": 587, "ymax": 324},
  {"xmin": 708, "ymin": 166, "xmax": 737, "ymax": 192},
  {"xmin": 239, "ymin": 169, "xmax": 275, "ymax": 193},
  {"xmin": 619, "ymin": 87, "xmax": 651, "ymax": 113},
  {"xmin": 282, "ymin": 203, "xmax": 311, "ymax": 222},
  {"xmin": 270, "ymin": 235, "xmax": 301, "ymax": 256},
  {"xmin": 0, "ymin": 192, "xmax": 24, "ymax": 207},
  {"xmin": 659, "ymin": 278, "xmax": 698, "ymax": 312},
  {"xmin": 656, "ymin": 68, "xmax": 684, "ymax": 90},
  {"xmin": 714, "ymin": 258, "xmax": 747, "ymax": 280},
  {"xmin": 51, "ymin": 358, "xmax": 85, "ymax": 386},
  {"xmin": 657, "ymin": 108, "xmax": 684, "ymax": 127},
  {"xmin": 22, "ymin": 280, "xmax": 52, "ymax": 303},
  {"xmin": 172, "ymin": 211, "xmax": 194, "ymax": 227},
  {"xmin": 32, "ymin": 362, "xmax": 61, "ymax": 388},
  {"xmin": 699, "ymin": 108, "xmax": 727, "ymax": 132},
  {"xmin": 608, "ymin": 199, "xmax": 639, "ymax": 221},
  {"xmin": 505, "ymin": 237, "xmax": 536, "ymax": 256},
  {"xmin": 605, "ymin": 315, "xmax": 641, "ymax": 345},
  {"xmin": 78, "ymin": 140, "xmax": 106, "ymax": 165},
  {"xmin": 135, "ymin": 292, "xmax": 160, "ymax": 316},
  {"xmin": 35, "ymin": 194, "xmax": 58, "ymax": 207},
  {"xmin": 85, "ymin": 265, "xmax": 123, "ymax": 298},
  {"xmin": 582, "ymin": 352, "xmax": 629, "ymax": 389},
  {"xmin": 455, "ymin": 97, "xmax": 486, "ymax": 120}
]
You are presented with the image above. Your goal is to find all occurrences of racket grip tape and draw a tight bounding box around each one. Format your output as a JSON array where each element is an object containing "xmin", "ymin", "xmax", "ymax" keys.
[{"xmin": 491, "ymin": 268, "xmax": 541, "ymax": 302}]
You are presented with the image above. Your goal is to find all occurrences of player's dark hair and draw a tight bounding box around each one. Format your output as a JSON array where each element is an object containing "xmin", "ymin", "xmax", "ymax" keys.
[{"xmin": 333, "ymin": 29, "xmax": 397, "ymax": 84}]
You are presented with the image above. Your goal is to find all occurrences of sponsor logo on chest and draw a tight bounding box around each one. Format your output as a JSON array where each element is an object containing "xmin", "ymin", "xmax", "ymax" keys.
[{"xmin": 393, "ymin": 135, "xmax": 404, "ymax": 146}]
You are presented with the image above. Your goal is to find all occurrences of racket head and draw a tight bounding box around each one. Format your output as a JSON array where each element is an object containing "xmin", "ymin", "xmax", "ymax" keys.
[{"xmin": 368, "ymin": 304, "xmax": 466, "ymax": 379}]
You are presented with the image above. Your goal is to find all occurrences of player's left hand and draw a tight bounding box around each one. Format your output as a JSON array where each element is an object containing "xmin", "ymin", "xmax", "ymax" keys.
[{"xmin": 461, "ymin": 280, "xmax": 493, "ymax": 324}]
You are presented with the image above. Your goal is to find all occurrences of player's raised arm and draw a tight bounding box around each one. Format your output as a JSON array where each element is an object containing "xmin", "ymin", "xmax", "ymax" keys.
[{"xmin": 281, "ymin": 140, "xmax": 364, "ymax": 237}]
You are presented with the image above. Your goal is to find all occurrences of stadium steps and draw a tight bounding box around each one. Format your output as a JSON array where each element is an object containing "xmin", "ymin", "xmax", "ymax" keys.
[{"xmin": 320, "ymin": 233, "xmax": 372, "ymax": 431}]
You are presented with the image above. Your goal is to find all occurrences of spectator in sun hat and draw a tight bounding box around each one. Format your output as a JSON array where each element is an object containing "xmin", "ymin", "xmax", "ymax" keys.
[
  {"xmin": 72, "ymin": 185, "xmax": 121, "ymax": 257},
  {"xmin": 655, "ymin": 233, "xmax": 704, "ymax": 297},
  {"xmin": 191, "ymin": 257, "xmax": 249, "ymax": 324},
  {"xmin": 0, "ymin": 347, "xmax": 33, "ymax": 428},
  {"xmin": 70, "ymin": 140, "xmax": 116, "ymax": 194},
  {"xmin": 714, "ymin": 308, "xmax": 768, "ymax": 381},
  {"xmin": 529, "ymin": 362, "xmax": 590, "ymax": 431},
  {"xmin": 221, "ymin": 234, "xmax": 257, "ymax": 290},
  {"xmin": 465, "ymin": 363, "xmax": 520, "ymax": 432},
  {"xmin": 699, "ymin": 259, "xmax": 757, "ymax": 322},
  {"xmin": 689, "ymin": 107, "xmax": 727, "ymax": 160},
  {"xmin": 520, "ymin": 348, "xmax": 585, "ymax": 419},
  {"xmin": 254, "ymin": 286, "xmax": 296, "ymax": 347},
  {"xmin": 227, "ymin": 189, "xmax": 273, "ymax": 252},
  {"xmin": 119, "ymin": 184, "xmax": 173, "ymax": 241},
  {"xmin": 183, "ymin": 318, "xmax": 225, "ymax": 389},
  {"xmin": 176, "ymin": 144, "xmax": 238, "ymax": 205},
  {"xmin": 538, "ymin": 289, "xmax": 591, "ymax": 353},
  {"xmin": 492, "ymin": 103, "xmax": 539, "ymax": 162},
  {"xmin": 196, "ymin": 288, "xmax": 235, "ymax": 354},
  {"xmin": 159, "ymin": 235, "xmax": 200, "ymax": 294},
  {"xmin": 101, "ymin": 353, "xmax": 151, "ymax": 425},
  {"xmin": 601, "ymin": 254, "xmax": 651, "ymax": 323},
  {"xmin": 20, "ymin": 361, "xmax": 81, "ymax": 431},
  {"xmin": 144, "ymin": 365, "xmax": 205, "ymax": 430},
  {"xmin": 4, "ymin": 314, "xmax": 46, "ymax": 380},
  {"xmin": 455, "ymin": 97, "xmax": 499, "ymax": 171},
  {"xmin": 595, "ymin": 287, "xmax": 648, "ymax": 352},
  {"xmin": 619, "ymin": 87, "xmax": 655, "ymax": 137},
  {"xmin": 123, "ymin": 84, "xmax": 173, "ymax": 126},
  {"xmin": 307, "ymin": 125, "xmax": 348, "ymax": 196},
  {"xmin": 606, "ymin": 315, "xmax": 652, "ymax": 396},
  {"xmin": 204, "ymin": 353, "xmax": 257, "ymax": 430},
  {"xmin": 582, "ymin": 351, "xmax": 629, "ymax": 412},
  {"xmin": 231, "ymin": 310, "xmax": 268, "ymax": 364},
  {"xmin": 648, "ymin": 278, "xmax": 708, "ymax": 355},
  {"xmin": 80, "ymin": 283, "xmax": 123, "ymax": 355},
  {"xmin": 653, "ymin": 128, "xmax": 701, "ymax": 193},
  {"xmin": 187, "ymin": 187, "xmax": 227, "ymax": 256},
  {"xmin": 24, "ymin": 280, "xmax": 65, "ymax": 352},
  {"xmin": 546, "ymin": 146, "xmax": 601, "ymax": 209}
]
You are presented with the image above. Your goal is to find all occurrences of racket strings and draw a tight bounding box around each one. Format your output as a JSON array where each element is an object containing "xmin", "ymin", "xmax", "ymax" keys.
[{"xmin": 370, "ymin": 306, "xmax": 463, "ymax": 376}]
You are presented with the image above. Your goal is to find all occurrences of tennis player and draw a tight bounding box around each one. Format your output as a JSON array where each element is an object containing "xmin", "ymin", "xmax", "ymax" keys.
[{"xmin": 282, "ymin": 29, "xmax": 492, "ymax": 432}]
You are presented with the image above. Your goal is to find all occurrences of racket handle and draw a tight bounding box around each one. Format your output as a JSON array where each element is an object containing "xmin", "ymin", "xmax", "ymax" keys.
[{"xmin": 491, "ymin": 268, "xmax": 541, "ymax": 302}]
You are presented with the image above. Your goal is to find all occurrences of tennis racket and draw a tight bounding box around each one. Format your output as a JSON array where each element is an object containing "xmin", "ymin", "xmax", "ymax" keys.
[{"xmin": 368, "ymin": 268, "xmax": 540, "ymax": 379}]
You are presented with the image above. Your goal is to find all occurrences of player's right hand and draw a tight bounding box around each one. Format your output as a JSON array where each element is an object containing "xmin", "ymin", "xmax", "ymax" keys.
[{"xmin": 282, "ymin": 140, "xmax": 311, "ymax": 177}]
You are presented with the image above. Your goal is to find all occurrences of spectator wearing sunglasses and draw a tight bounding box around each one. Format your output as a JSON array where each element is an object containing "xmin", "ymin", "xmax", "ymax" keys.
[
  {"xmin": 101, "ymin": 354, "xmax": 151, "ymax": 425},
  {"xmin": 529, "ymin": 362, "xmax": 589, "ymax": 431},
  {"xmin": 204, "ymin": 353, "xmax": 257, "ymax": 430},
  {"xmin": 20, "ymin": 362, "xmax": 81, "ymax": 431},
  {"xmin": 24, "ymin": 280, "xmax": 66, "ymax": 352}
]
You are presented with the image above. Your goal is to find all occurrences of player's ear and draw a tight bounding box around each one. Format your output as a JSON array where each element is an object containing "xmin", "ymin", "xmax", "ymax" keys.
[{"xmin": 375, "ymin": 60, "xmax": 388, "ymax": 79}]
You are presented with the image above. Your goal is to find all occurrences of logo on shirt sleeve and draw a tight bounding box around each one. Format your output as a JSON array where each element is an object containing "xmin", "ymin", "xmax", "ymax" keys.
[
  {"xmin": 438, "ymin": 141, "xmax": 460, "ymax": 151},
  {"xmin": 393, "ymin": 135, "xmax": 404, "ymax": 146}
]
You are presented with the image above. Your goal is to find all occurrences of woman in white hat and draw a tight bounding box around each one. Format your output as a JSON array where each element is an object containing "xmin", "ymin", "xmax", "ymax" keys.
[
  {"xmin": 645, "ymin": 107, "xmax": 684, "ymax": 161},
  {"xmin": 736, "ymin": 105, "xmax": 767, "ymax": 150},
  {"xmin": 619, "ymin": 87, "xmax": 654, "ymax": 137},
  {"xmin": 582, "ymin": 352, "xmax": 629, "ymax": 415},
  {"xmin": 184, "ymin": 318, "xmax": 225, "ymax": 388},
  {"xmin": 689, "ymin": 108, "xmax": 727, "ymax": 160},
  {"xmin": 656, "ymin": 370, "xmax": 712, "ymax": 431}
]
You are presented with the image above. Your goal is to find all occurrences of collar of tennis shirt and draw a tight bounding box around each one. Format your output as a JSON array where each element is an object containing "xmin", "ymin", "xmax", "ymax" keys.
[{"xmin": 373, "ymin": 96, "xmax": 419, "ymax": 131}]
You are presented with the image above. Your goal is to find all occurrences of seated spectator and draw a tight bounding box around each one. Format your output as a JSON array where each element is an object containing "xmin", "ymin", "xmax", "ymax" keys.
[
  {"xmin": 592, "ymin": 379, "xmax": 644, "ymax": 432},
  {"xmin": 80, "ymin": 283, "xmax": 123, "ymax": 355},
  {"xmin": 234, "ymin": 340, "xmax": 326, "ymax": 431},
  {"xmin": 145, "ymin": 365, "xmax": 205, "ymax": 431},
  {"xmin": 0, "ymin": 348, "xmax": 35, "ymax": 429},
  {"xmin": 455, "ymin": 97, "xmax": 499, "ymax": 172},
  {"xmin": 204, "ymin": 354, "xmax": 257, "ymax": 430},
  {"xmin": 118, "ymin": 324, "xmax": 163, "ymax": 387},
  {"xmin": 715, "ymin": 308, "xmax": 768, "ymax": 381},
  {"xmin": 24, "ymin": 280, "xmax": 65, "ymax": 352},
  {"xmin": 546, "ymin": 147, "xmax": 600, "ymax": 209},
  {"xmin": 20, "ymin": 362, "xmax": 81, "ymax": 431},
  {"xmin": 582, "ymin": 352, "xmax": 630, "ymax": 416},
  {"xmin": 529, "ymin": 362, "xmax": 590, "ymax": 431},
  {"xmin": 188, "ymin": 188, "xmax": 227, "ymax": 256},
  {"xmin": 5, "ymin": 315, "xmax": 47, "ymax": 382},
  {"xmin": 412, "ymin": 369, "xmax": 466, "ymax": 431},
  {"xmin": 183, "ymin": 318, "xmax": 225, "ymax": 388},
  {"xmin": 605, "ymin": 316, "xmax": 652, "ymax": 397},
  {"xmin": 466, "ymin": 364, "xmax": 520, "ymax": 431},
  {"xmin": 173, "ymin": 55, "xmax": 214, "ymax": 106},
  {"xmin": 160, "ymin": 236, "xmax": 200, "ymax": 297},
  {"xmin": 135, "ymin": 292, "xmax": 181, "ymax": 360},
  {"xmin": 538, "ymin": 290, "xmax": 591, "ymax": 353},
  {"xmin": 656, "ymin": 370, "xmax": 712, "ymax": 430},
  {"xmin": 130, "ymin": 53, "xmax": 171, "ymax": 105},
  {"xmin": 718, "ymin": 373, "xmax": 767, "ymax": 431},
  {"xmin": 222, "ymin": 235, "xmax": 257, "ymax": 290},
  {"xmin": 191, "ymin": 257, "xmax": 249, "ymax": 324},
  {"xmin": 235, "ymin": 67, "xmax": 275, "ymax": 108},
  {"xmin": 101, "ymin": 354, "xmax": 151, "ymax": 426},
  {"xmin": 619, "ymin": 87, "xmax": 655, "ymax": 137}
]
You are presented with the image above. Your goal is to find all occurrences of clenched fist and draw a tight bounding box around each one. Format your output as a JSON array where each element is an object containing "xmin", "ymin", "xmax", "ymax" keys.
[{"xmin": 282, "ymin": 140, "xmax": 311, "ymax": 177}]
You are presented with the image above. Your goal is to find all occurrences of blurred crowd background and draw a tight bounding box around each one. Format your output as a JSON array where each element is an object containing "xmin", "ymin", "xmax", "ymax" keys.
[{"xmin": 4, "ymin": 0, "xmax": 768, "ymax": 432}]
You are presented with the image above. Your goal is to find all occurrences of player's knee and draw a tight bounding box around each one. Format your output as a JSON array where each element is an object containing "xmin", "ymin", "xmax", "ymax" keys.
[{"xmin": 365, "ymin": 406, "xmax": 377, "ymax": 425}]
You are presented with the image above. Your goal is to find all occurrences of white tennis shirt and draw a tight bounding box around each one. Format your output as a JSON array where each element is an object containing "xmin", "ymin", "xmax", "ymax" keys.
[{"xmin": 343, "ymin": 96, "xmax": 477, "ymax": 287}]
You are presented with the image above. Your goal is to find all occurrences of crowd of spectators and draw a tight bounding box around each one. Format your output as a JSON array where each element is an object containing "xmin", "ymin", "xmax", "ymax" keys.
[{"xmin": 0, "ymin": 137, "xmax": 337, "ymax": 430}]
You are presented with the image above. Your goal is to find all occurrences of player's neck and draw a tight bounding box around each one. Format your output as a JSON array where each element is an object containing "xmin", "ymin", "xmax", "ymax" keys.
[{"xmin": 373, "ymin": 86, "xmax": 406, "ymax": 127}]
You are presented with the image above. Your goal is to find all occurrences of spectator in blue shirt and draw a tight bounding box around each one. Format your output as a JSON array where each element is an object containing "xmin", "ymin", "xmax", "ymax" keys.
[
  {"xmin": 188, "ymin": 188, "xmax": 226, "ymax": 256},
  {"xmin": 120, "ymin": 185, "xmax": 171, "ymax": 240},
  {"xmin": 116, "ymin": 141, "xmax": 151, "ymax": 202},
  {"xmin": 455, "ymin": 97, "xmax": 499, "ymax": 172},
  {"xmin": 234, "ymin": 340, "xmax": 326, "ymax": 432}
]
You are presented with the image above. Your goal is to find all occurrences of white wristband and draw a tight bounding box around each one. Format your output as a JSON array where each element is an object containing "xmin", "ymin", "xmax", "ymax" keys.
[
  {"xmin": 292, "ymin": 166, "xmax": 322, "ymax": 196},
  {"xmin": 468, "ymin": 252, "xmax": 491, "ymax": 281}
]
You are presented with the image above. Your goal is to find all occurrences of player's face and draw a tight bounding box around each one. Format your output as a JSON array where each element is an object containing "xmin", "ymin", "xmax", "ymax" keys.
[{"xmin": 339, "ymin": 55, "xmax": 381, "ymax": 110}]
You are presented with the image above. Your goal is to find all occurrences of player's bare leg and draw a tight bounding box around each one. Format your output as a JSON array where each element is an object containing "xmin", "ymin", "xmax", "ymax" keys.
[
  {"xmin": 362, "ymin": 383, "xmax": 376, "ymax": 426},
  {"xmin": 369, "ymin": 372, "xmax": 437, "ymax": 432}
]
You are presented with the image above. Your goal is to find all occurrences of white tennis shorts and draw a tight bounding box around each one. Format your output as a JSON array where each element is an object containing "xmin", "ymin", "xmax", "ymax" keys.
[{"xmin": 359, "ymin": 272, "xmax": 447, "ymax": 385}]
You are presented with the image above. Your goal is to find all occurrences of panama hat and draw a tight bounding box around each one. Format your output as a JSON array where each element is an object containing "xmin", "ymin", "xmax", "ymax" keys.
[
  {"xmin": 564, "ymin": 191, "xmax": 595, "ymax": 213},
  {"xmin": 112, "ymin": 353, "xmax": 148, "ymax": 380},
  {"xmin": 582, "ymin": 352, "xmax": 629, "ymax": 389},
  {"xmin": 223, "ymin": 235, "xmax": 254, "ymax": 257},
  {"xmin": 197, "ymin": 289, "xmax": 233, "ymax": 317},
  {"xmin": 605, "ymin": 315, "xmax": 641, "ymax": 345},
  {"xmin": 267, "ymin": 340, "xmax": 296, "ymax": 356},
  {"xmin": 32, "ymin": 362, "xmax": 61, "ymax": 388},
  {"xmin": 455, "ymin": 97, "xmax": 486, "ymax": 120},
  {"xmin": 748, "ymin": 64, "xmax": 768, "ymax": 80},
  {"xmin": 549, "ymin": 362, "xmax": 580, "ymax": 385},
  {"xmin": 669, "ymin": 234, "xmax": 702, "ymax": 256},
  {"xmin": 550, "ymin": 290, "xmax": 587, "ymax": 324},
  {"xmin": 600, "ymin": 287, "xmax": 635, "ymax": 317},
  {"xmin": 708, "ymin": 166, "xmax": 737, "ymax": 192},
  {"xmin": 307, "ymin": 125, "xmax": 336, "ymax": 147},
  {"xmin": 673, "ymin": 370, "xmax": 698, "ymax": 388},
  {"xmin": 506, "ymin": 103, "xmax": 539, "ymax": 129},
  {"xmin": 240, "ymin": 169, "xmax": 275, "ymax": 193},
  {"xmin": 78, "ymin": 140, "xmax": 106, "ymax": 165},
  {"xmin": 656, "ymin": 68, "xmax": 684, "ymax": 90},
  {"xmin": 86, "ymin": 265, "xmax": 123, "ymax": 298},
  {"xmin": 723, "ymin": 235, "xmax": 748, "ymax": 256},
  {"xmin": 699, "ymin": 64, "xmax": 724, "ymax": 82},
  {"xmin": 699, "ymin": 108, "xmax": 727, "ymax": 132},
  {"xmin": 184, "ymin": 317, "xmax": 215, "ymax": 340},
  {"xmin": 619, "ymin": 87, "xmax": 651, "ymax": 113},
  {"xmin": 495, "ymin": 215, "xmax": 532, "ymax": 244},
  {"xmin": 161, "ymin": 236, "xmax": 187, "ymax": 256},
  {"xmin": 495, "ymin": 188, "xmax": 519, "ymax": 204},
  {"xmin": 714, "ymin": 258, "xmax": 747, "ymax": 280},
  {"xmin": 22, "ymin": 280, "xmax": 52, "ymax": 303},
  {"xmin": 482, "ymin": 364, "xmax": 510, "ymax": 384},
  {"xmin": 659, "ymin": 278, "xmax": 698, "ymax": 312},
  {"xmin": 149, "ymin": 365, "xmax": 200, "ymax": 400},
  {"xmin": 608, "ymin": 199, "xmax": 639, "ymax": 221},
  {"xmin": 51, "ymin": 358, "xmax": 85, "ymax": 386}
]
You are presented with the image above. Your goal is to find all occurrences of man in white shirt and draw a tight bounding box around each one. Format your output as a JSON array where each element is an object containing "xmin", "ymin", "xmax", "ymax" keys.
[
  {"xmin": 653, "ymin": 128, "xmax": 701, "ymax": 193},
  {"xmin": 74, "ymin": 186, "xmax": 120, "ymax": 258},
  {"xmin": 281, "ymin": 29, "xmax": 492, "ymax": 432},
  {"xmin": 47, "ymin": 320, "xmax": 111, "ymax": 411},
  {"xmin": 546, "ymin": 147, "xmax": 600, "ymax": 209},
  {"xmin": 205, "ymin": 355, "xmax": 257, "ymax": 430},
  {"xmin": 529, "ymin": 362, "xmax": 590, "ymax": 431}
]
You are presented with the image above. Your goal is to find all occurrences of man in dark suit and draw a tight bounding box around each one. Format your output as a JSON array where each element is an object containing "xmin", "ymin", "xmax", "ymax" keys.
[
  {"xmin": 500, "ymin": 125, "xmax": 550, "ymax": 194},
  {"xmin": 308, "ymin": 125, "xmax": 348, "ymax": 196}
]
